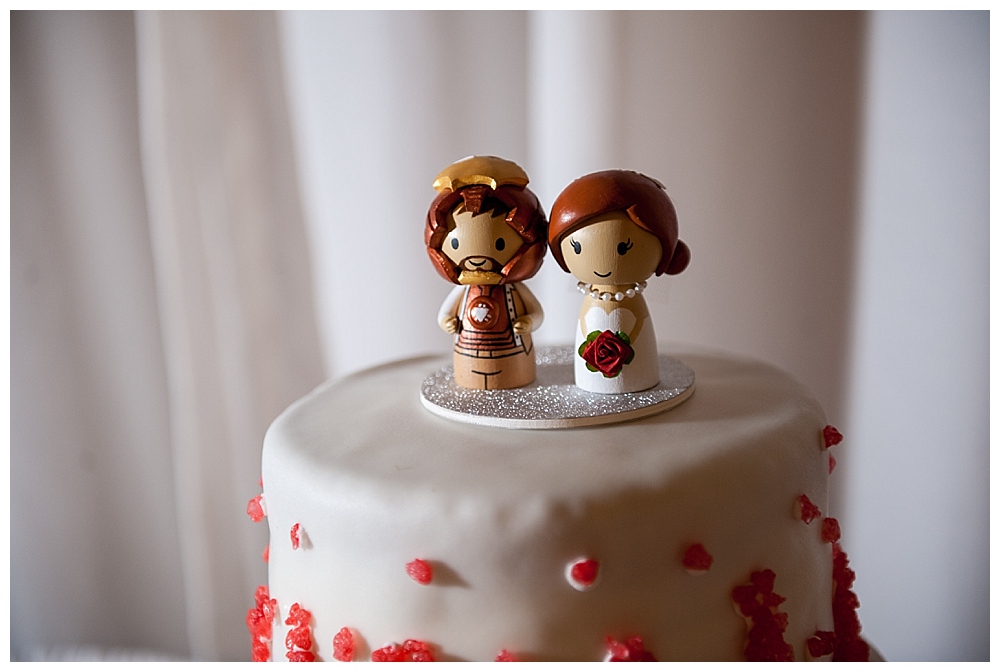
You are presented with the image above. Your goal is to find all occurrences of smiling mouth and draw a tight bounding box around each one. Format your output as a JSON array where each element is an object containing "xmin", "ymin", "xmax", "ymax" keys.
[
  {"xmin": 594, "ymin": 271, "xmax": 612, "ymax": 278},
  {"xmin": 468, "ymin": 260, "xmax": 487, "ymax": 267}
]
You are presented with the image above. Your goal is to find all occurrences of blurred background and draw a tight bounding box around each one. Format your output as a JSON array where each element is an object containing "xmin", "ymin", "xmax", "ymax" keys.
[{"xmin": 10, "ymin": 10, "xmax": 988, "ymax": 662}]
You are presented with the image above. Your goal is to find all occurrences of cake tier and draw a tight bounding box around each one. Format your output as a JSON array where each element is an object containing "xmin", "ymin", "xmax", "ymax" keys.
[{"xmin": 261, "ymin": 348, "xmax": 834, "ymax": 661}]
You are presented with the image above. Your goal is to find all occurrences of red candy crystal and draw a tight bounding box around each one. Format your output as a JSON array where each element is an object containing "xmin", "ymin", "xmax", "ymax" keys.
[
  {"xmin": 247, "ymin": 494, "xmax": 265, "ymax": 522},
  {"xmin": 832, "ymin": 542, "xmax": 870, "ymax": 661},
  {"xmin": 290, "ymin": 523, "xmax": 301, "ymax": 550},
  {"xmin": 406, "ymin": 559, "xmax": 433, "ymax": 585},
  {"xmin": 731, "ymin": 569, "xmax": 794, "ymax": 661},
  {"xmin": 333, "ymin": 627, "xmax": 356, "ymax": 662},
  {"xmin": 796, "ymin": 494, "xmax": 821, "ymax": 524},
  {"xmin": 262, "ymin": 544, "xmax": 269, "ymax": 563},
  {"xmin": 829, "ymin": 454, "xmax": 837, "ymax": 474},
  {"xmin": 284, "ymin": 603, "xmax": 314, "ymax": 662},
  {"xmin": 246, "ymin": 585, "xmax": 277, "ymax": 662},
  {"xmin": 605, "ymin": 636, "xmax": 657, "ymax": 662},
  {"xmin": 807, "ymin": 630, "xmax": 837, "ymax": 658},
  {"xmin": 570, "ymin": 558, "xmax": 600, "ymax": 587},
  {"xmin": 682, "ymin": 543, "xmax": 714, "ymax": 573},
  {"xmin": 371, "ymin": 639, "xmax": 436, "ymax": 662},
  {"xmin": 822, "ymin": 517, "xmax": 842, "ymax": 543},
  {"xmin": 285, "ymin": 603, "xmax": 312, "ymax": 628},
  {"xmin": 822, "ymin": 425, "xmax": 843, "ymax": 449},
  {"xmin": 495, "ymin": 649, "xmax": 517, "ymax": 662}
]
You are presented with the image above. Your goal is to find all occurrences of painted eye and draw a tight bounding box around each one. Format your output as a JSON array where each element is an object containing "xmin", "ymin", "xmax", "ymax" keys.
[
  {"xmin": 450, "ymin": 237, "xmax": 459, "ymax": 250},
  {"xmin": 617, "ymin": 239, "xmax": 634, "ymax": 256},
  {"xmin": 571, "ymin": 239, "xmax": 582, "ymax": 254},
  {"xmin": 495, "ymin": 237, "xmax": 506, "ymax": 251}
]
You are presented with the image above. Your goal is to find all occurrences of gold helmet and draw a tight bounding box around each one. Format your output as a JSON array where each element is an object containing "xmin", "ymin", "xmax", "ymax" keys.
[{"xmin": 432, "ymin": 155, "xmax": 529, "ymax": 193}]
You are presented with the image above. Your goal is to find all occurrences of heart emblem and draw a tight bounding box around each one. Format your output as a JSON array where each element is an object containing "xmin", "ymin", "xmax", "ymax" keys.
[{"xmin": 470, "ymin": 304, "xmax": 491, "ymax": 323}]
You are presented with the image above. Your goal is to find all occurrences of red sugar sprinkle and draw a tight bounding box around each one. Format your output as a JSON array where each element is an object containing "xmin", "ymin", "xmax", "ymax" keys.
[
  {"xmin": 570, "ymin": 558, "xmax": 600, "ymax": 587},
  {"xmin": 286, "ymin": 625, "xmax": 312, "ymax": 651},
  {"xmin": 284, "ymin": 603, "xmax": 314, "ymax": 662},
  {"xmin": 333, "ymin": 627, "xmax": 356, "ymax": 662},
  {"xmin": 371, "ymin": 639, "xmax": 436, "ymax": 662},
  {"xmin": 246, "ymin": 585, "xmax": 277, "ymax": 662},
  {"xmin": 822, "ymin": 517, "xmax": 842, "ymax": 543},
  {"xmin": 406, "ymin": 559, "xmax": 433, "ymax": 585},
  {"xmin": 796, "ymin": 494, "xmax": 821, "ymax": 524},
  {"xmin": 262, "ymin": 545, "xmax": 270, "ymax": 563},
  {"xmin": 682, "ymin": 543, "xmax": 714, "ymax": 573},
  {"xmin": 807, "ymin": 630, "xmax": 837, "ymax": 658},
  {"xmin": 822, "ymin": 425, "xmax": 843, "ymax": 449},
  {"xmin": 247, "ymin": 495, "xmax": 265, "ymax": 523},
  {"xmin": 605, "ymin": 636, "xmax": 657, "ymax": 662},
  {"xmin": 832, "ymin": 542, "xmax": 870, "ymax": 661},
  {"xmin": 495, "ymin": 649, "xmax": 517, "ymax": 662},
  {"xmin": 285, "ymin": 603, "xmax": 312, "ymax": 628},
  {"xmin": 731, "ymin": 570, "xmax": 794, "ymax": 661},
  {"xmin": 829, "ymin": 454, "xmax": 837, "ymax": 474},
  {"xmin": 290, "ymin": 523, "xmax": 301, "ymax": 550}
]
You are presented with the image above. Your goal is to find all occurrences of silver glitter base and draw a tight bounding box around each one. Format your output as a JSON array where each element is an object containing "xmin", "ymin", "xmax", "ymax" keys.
[{"xmin": 419, "ymin": 345, "xmax": 695, "ymax": 429}]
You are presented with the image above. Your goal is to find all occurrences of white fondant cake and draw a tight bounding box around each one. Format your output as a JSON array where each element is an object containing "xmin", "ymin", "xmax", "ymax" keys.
[{"xmin": 256, "ymin": 348, "xmax": 843, "ymax": 662}]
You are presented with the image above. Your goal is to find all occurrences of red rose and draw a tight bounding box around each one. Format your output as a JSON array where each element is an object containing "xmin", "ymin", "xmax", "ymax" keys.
[{"xmin": 581, "ymin": 330, "xmax": 635, "ymax": 378}]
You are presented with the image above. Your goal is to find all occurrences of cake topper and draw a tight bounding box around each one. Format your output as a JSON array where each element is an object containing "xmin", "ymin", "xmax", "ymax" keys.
[
  {"xmin": 548, "ymin": 170, "xmax": 690, "ymax": 394},
  {"xmin": 425, "ymin": 156, "xmax": 547, "ymax": 390}
]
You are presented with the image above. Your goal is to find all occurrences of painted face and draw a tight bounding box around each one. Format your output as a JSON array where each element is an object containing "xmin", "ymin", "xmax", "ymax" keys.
[
  {"xmin": 560, "ymin": 211, "xmax": 662, "ymax": 286},
  {"xmin": 443, "ymin": 207, "xmax": 523, "ymax": 272}
]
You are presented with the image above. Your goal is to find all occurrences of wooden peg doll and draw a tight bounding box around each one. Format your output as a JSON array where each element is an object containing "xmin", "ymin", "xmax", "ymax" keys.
[
  {"xmin": 548, "ymin": 170, "xmax": 691, "ymax": 394},
  {"xmin": 425, "ymin": 156, "xmax": 547, "ymax": 390}
]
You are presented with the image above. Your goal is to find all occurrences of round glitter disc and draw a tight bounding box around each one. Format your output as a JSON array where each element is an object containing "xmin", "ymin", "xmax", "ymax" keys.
[{"xmin": 419, "ymin": 345, "xmax": 695, "ymax": 429}]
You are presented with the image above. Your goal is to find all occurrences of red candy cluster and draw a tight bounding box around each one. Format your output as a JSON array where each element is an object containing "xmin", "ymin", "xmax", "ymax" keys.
[
  {"xmin": 290, "ymin": 523, "xmax": 302, "ymax": 550},
  {"xmin": 682, "ymin": 543, "xmax": 713, "ymax": 573},
  {"xmin": 333, "ymin": 627, "xmax": 356, "ymax": 662},
  {"xmin": 406, "ymin": 559, "xmax": 433, "ymax": 585},
  {"xmin": 822, "ymin": 425, "xmax": 843, "ymax": 449},
  {"xmin": 832, "ymin": 543, "xmax": 870, "ymax": 661},
  {"xmin": 605, "ymin": 636, "xmax": 656, "ymax": 662},
  {"xmin": 284, "ymin": 603, "xmax": 315, "ymax": 662},
  {"xmin": 821, "ymin": 517, "xmax": 842, "ymax": 544},
  {"xmin": 731, "ymin": 569, "xmax": 794, "ymax": 661},
  {"xmin": 371, "ymin": 639, "xmax": 436, "ymax": 662},
  {"xmin": 246, "ymin": 585, "xmax": 277, "ymax": 662},
  {"xmin": 494, "ymin": 649, "xmax": 517, "ymax": 662},
  {"xmin": 247, "ymin": 494, "xmax": 265, "ymax": 523},
  {"xmin": 797, "ymin": 494, "xmax": 821, "ymax": 524},
  {"xmin": 262, "ymin": 545, "xmax": 269, "ymax": 563},
  {"xmin": 807, "ymin": 630, "xmax": 837, "ymax": 659}
]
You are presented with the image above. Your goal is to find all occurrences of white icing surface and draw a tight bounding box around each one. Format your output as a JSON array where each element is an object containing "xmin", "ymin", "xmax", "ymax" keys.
[{"xmin": 262, "ymin": 348, "xmax": 833, "ymax": 661}]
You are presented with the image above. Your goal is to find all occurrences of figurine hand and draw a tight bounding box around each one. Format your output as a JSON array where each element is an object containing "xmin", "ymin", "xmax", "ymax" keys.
[
  {"xmin": 441, "ymin": 317, "xmax": 459, "ymax": 334},
  {"xmin": 513, "ymin": 316, "xmax": 533, "ymax": 334}
]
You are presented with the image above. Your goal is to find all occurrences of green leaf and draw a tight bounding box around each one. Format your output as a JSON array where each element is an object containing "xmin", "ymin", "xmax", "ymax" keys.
[
  {"xmin": 578, "ymin": 342, "xmax": 588, "ymax": 357},
  {"xmin": 616, "ymin": 330, "xmax": 630, "ymax": 345},
  {"xmin": 586, "ymin": 363, "xmax": 598, "ymax": 373},
  {"xmin": 624, "ymin": 351, "xmax": 635, "ymax": 366},
  {"xmin": 586, "ymin": 330, "xmax": 602, "ymax": 343}
]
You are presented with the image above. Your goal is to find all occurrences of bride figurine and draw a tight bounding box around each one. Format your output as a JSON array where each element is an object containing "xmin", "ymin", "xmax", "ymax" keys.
[{"xmin": 548, "ymin": 170, "xmax": 690, "ymax": 394}]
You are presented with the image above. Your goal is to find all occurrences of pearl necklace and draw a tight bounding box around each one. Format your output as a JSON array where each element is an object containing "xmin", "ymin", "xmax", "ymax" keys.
[{"xmin": 576, "ymin": 281, "xmax": 647, "ymax": 302}]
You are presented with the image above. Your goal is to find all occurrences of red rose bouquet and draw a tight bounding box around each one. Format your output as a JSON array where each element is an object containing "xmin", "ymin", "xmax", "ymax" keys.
[{"xmin": 579, "ymin": 330, "xmax": 635, "ymax": 378}]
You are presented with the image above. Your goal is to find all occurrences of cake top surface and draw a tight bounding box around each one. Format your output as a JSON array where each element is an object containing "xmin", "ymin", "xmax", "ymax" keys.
[{"xmin": 263, "ymin": 347, "xmax": 825, "ymax": 508}]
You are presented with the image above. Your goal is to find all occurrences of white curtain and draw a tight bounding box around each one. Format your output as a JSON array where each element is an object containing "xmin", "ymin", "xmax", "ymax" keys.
[
  {"xmin": 11, "ymin": 10, "xmax": 988, "ymax": 661},
  {"xmin": 12, "ymin": 11, "xmax": 324, "ymax": 661}
]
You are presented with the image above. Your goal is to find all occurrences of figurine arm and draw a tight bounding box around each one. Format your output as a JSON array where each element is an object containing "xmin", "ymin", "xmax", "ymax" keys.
[
  {"xmin": 437, "ymin": 285, "xmax": 465, "ymax": 334},
  {"xmin": 512, "ymin": 282, "xmax": 543, "ymax": 334}
]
